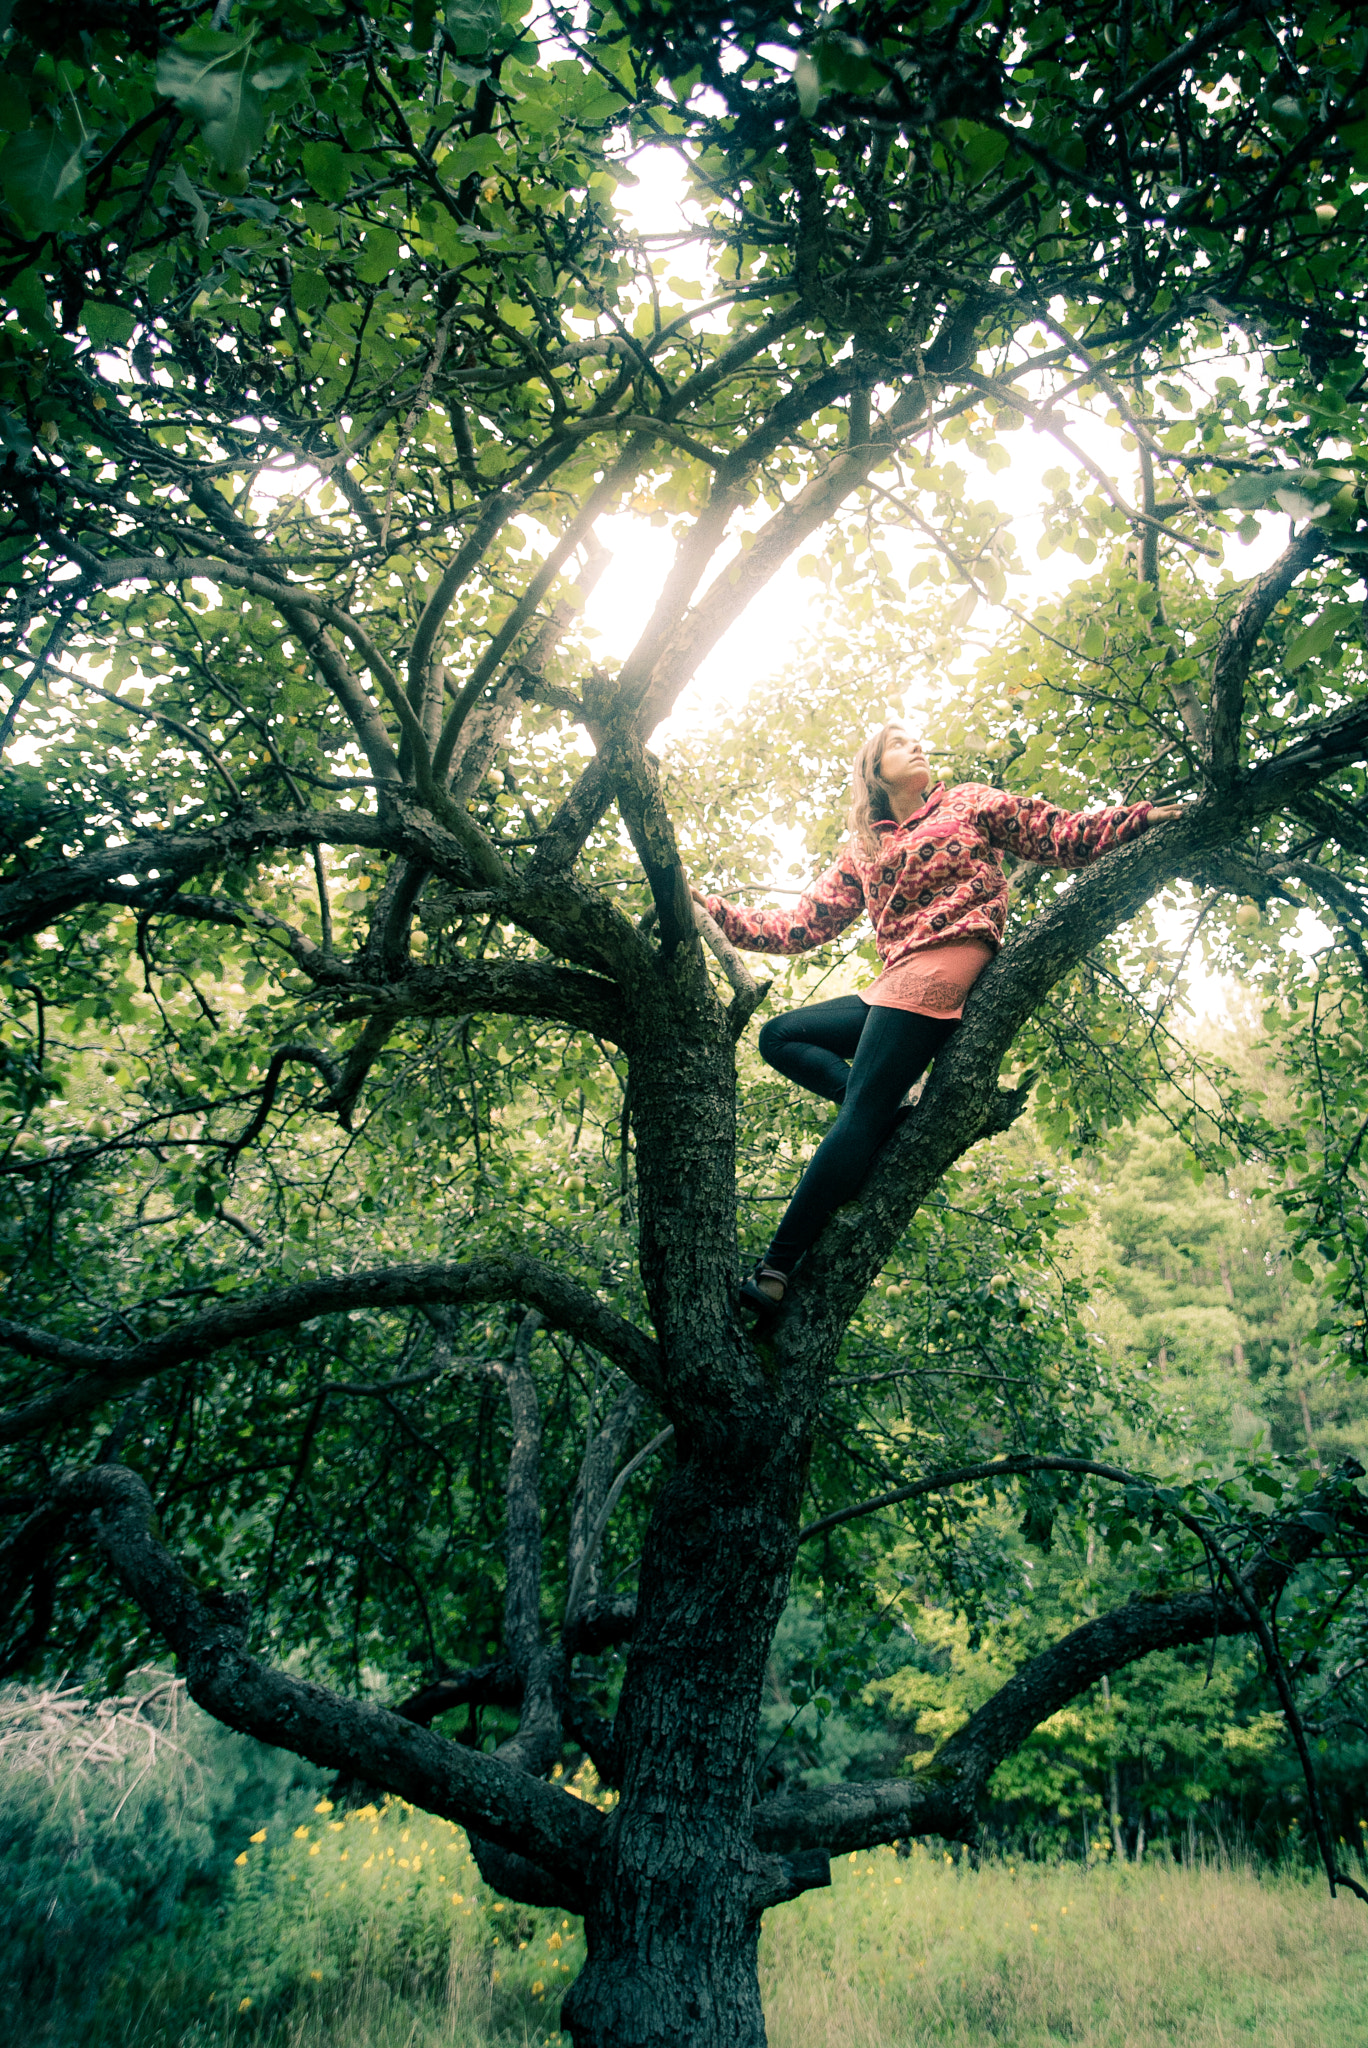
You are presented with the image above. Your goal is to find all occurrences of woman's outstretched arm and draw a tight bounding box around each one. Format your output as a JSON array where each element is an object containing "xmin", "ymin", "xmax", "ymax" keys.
[
  {"xmin": 972, "ymin": 788, "xmax": 1174, "ymax": 868},
  {"xmin": 696, "ymin": 853, "xmax": 867, "ymax": 956}
]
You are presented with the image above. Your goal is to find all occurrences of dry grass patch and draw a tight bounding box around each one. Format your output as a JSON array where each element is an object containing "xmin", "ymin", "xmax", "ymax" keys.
[{"xmin": 761, "ymin": 1843, "xmax": 1368, "ymax": 2047}]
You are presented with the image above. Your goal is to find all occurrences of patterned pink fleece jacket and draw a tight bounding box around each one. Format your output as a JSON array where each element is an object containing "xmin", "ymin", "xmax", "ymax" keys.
[{"xmin": 705, "ymin": 782, "xmax": 1154, "ymax": 969}]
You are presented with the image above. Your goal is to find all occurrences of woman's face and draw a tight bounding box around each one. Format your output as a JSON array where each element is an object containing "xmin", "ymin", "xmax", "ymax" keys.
[{"xmin": 877, "ymin": 726, "xmax": 931, "ymax": 799}]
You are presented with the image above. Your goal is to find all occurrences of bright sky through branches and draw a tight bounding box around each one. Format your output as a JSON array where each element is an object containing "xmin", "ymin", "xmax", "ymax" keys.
[
  {"xmin": 596, "ymin": 147, "xmax": 1291, "ymax": 754},
  {"xmin": 595, "ymin": 147, "xmax": 1323, "ymax": 1020}
]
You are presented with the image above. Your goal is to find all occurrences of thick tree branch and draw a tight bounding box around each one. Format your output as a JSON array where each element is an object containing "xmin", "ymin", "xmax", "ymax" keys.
[
  {"xmin": 756, "ymin": 1465, "xmax": 1368, "ymax": 1857},
  {"xmin": 0, "ymin": 810, "xmax": 392, "ymax": 944},
  {"xmin": 2, "ymin": 1465, "xmax": 601, "ymax": 1897},
  {"xmin": 599, "ymin": 730, "xmax": 697, "ymax": 957},
  {"xmin": 565, "ymin": 1426, "xmax": 674, "ymax": 1633},
  {"xmin": 485, "ymin": 1310, "xmax": 559, "ymax": 1775},
  {"xmin": 0, "ymin": 1254, "xmax": 662, "ymax": 1444},
  {"xmin": 335, "ymin": 957, "xmax": 627, "ymax": 1042},
  {"xmin": 392, "ymin": 1661, "xmax": 521, "ymax": 1725}
]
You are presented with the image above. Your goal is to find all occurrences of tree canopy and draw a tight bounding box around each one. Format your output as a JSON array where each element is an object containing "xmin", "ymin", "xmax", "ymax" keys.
[{"xmin": 4, "ymin": 2, "xmax": 1368, "ymax": 2043}]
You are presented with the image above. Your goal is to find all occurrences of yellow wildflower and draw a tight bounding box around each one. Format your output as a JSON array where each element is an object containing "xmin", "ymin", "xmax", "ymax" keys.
[
  {"xmin": 310, "ymin": 1970, "xmax": 322, "ymax": 1981},
  {"xmin": 309, "ymin": 1843, "xmax": 321, "ymax": 1857},
  {"xmin": 314, "ymin": 1799, "xmax": 334, "ymax": 1815},
  {"xmin": 532, "ymin": 1980, "xmax": 545, "ymax": 1996},
  {"xmin": 234, "ymin": 1853, "xmax": 248, "ymax": 1867},
  {"xmin": 249, "ymin": 1829, "xmax": 267, "ymax": 1844},
  {"xmin": 293, "ymin": 1825, "xmax": 310, "ymax": 1840},
  {"xmin": 238, "ymin": 1999, "xmax": 252, "ymax": 2012},
  {"xmin": 548, "ymin": 1933, "xmax": 563, "ymax": 1951}
]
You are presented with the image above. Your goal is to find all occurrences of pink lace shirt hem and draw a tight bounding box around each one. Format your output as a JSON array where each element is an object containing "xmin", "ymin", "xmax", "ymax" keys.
[{"xmin": 858, "ymin": 938, "xmax": 994, "ymax": 1018}]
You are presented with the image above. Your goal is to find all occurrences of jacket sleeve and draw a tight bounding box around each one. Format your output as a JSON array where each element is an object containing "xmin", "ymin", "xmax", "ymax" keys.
[
  {"xmin": 972, "ymin": 788, "xmax": 1154, "ymax": 869},
  {"xmin": 704, "ymin": 852, "xmax": 866, "ymax": 955}
]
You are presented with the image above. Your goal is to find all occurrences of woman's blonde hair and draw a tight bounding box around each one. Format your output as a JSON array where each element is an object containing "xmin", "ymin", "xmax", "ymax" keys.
[{"xmin": 846, "ymin": 721, "xmax": 913, "ymax": 858}]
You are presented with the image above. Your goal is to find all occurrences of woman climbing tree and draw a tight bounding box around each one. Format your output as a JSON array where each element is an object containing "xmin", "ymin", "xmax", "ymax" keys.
[{"xmin": 695, "ymin": 724, "xmax": 1183, "ymax": 1314}]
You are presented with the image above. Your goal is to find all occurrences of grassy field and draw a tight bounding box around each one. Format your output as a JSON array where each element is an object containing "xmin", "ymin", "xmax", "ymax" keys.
[
  {"xmin": 37, "ymin": 1800, "xmax": 1368, "ymax": 2047},
  {"xmin": 765, "ymin": 1846, "xmax": 1368, "ymax": 2048}
]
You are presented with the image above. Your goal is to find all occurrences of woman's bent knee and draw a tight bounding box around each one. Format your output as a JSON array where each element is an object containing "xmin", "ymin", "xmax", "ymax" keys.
[{"xmin": 757, "ymin": 1015, "xmax": 789, "ymax": 1069}]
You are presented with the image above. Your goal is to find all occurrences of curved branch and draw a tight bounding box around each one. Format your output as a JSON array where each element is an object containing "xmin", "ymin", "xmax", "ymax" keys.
[
  {"xmin": 1206, "ymin": 528, "xmax": 1323, "ymax": 786},
  {"xmin": 798, "ymin": 1452, "xmax": 1135, "ymax": 1546},
  {"xmin": 341, "ymin": 957, "xmax": 627, "ymax": 1041},
  {"xmin": 4, "ymin": 1465, "xmax": 601, "ymax": 1897},
  {"xmin": 228, "ymin": 1044, "xmax": 344, "ymax": 1154},
  {"xmin": 0, "ymin": 1254, "xmax": 663, "ymax": 1444},
  {"xmin": 565, "ymin": 1425, "xmax": 674, "ymax": 1632},
  {"xmin": 757, "ymin": 1465, "xmax": 1368, "ymax": 1858},
  {"xmin": 0, "ymin": 810, "xmax": 392, "ymax": 943},
  {"xmin": 57, "ymin": 545, "xmax": 403, "ymax": 782}
]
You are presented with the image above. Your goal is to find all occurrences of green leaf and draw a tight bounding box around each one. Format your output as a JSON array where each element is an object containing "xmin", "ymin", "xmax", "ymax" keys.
[
  {"xmin": 1284, "ymin": 603, "xmax": 1356, "ymax": 672},
  {"xmin": 0, "ymin": 73, "xmax": 30, "ymax": 132},
  {"xmin": 443, "ymin": 0, "xmax": 500, "ymax": 57},
  {"xmin": 157, "ymin": 31, "xmax": 304, "ymax": 173},
  {"xmin": 959, "ymin": 122, "xmax": 1009, "ymax": 184},
  {"xmin": 354, "ymin": 227, "xmax": 401, "ymax": 285},
  {"xmin": 810, "ymin": 32, "xmax": 882, "ymax": 100},
  {"xmin": 440, "ymin": 133, "xmax": 501, "ymax": 184},
  {"xmin": 0, "ymin": 114, "xmax": 87, "ymax": 231},
  {"xmin": 793, "ymin": 52, "xmax": 821, "ymax": 117},
  {"xmin": 1082, "ymin": 621, "xmax": 1106, "ymax": 660},
  {"xmin": 157, "ymin": 35, "xmax": 263, "ymax": 172},
  {"xmin": 1290, "ymin": 1257, "xmax": 1315, "ymax": 1283},
  {"xmin": 1216, "ymin": 473, "xmax": 1276, "ymax": 510},
  {"xmin": 172, "ymin": 163, "xmax": 210, "ymax": 244},
  {"xmin": 292, "ymin": 268, "xmax": 327, "ymax": 312},
  {"xmin": 1275, "ymin": 486, "xmax": 1329, "ymax": 523},
  {"xmin": 83, "ymin": 303, "xmax": 136, "ymax": 349},
  {"xmin": 301, "ymin": 139, "xmax": 352, "ymax": 202}
]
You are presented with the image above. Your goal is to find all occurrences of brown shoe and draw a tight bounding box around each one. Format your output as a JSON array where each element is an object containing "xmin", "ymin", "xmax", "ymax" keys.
[{"xmin": 739, "ymin": 1262, "xmax": 787, "ymax": 1315}]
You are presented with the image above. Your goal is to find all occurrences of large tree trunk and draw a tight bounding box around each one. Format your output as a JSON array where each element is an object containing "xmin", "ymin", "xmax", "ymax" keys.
[{"xmin": 562, "ymin": 1429, "xmax": 809, "ymax": 2048}]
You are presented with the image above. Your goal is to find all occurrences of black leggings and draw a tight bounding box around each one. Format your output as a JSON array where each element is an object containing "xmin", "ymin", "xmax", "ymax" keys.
[{"xmin": 756, "ymin": 994, "xmax": 956, "ymax": 1274}]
